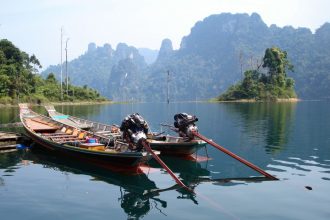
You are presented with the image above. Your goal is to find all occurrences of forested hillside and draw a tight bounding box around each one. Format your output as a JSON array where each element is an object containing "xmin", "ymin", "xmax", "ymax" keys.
[
  {"xmin": 43, "ymin": 43, "xmax": 147, "ymax": 101},
  {"xmin": 42, "ymin": 13, "xmax": 330, "ymax": 101},
  {"xmin": 0, "ymin": 39, "xmax": 106, "ymax": 104}
]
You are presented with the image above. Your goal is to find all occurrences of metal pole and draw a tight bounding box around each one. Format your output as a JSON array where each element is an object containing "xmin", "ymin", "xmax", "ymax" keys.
[
  {"xmin": 141, "ymin": 140, "xmax": 192, "ymax": 192},
  {"xmin": 60, "ymin": 27, "xmax": 63, "ymax": 100},
  {"xmin": 167, "ymin": 70, "xmax": 169, "ymax": 104},
  {"xmin": 192, "ymin": 131, "xmax": 278, "ymax": 180},
  {"xmin": 65, "ymin": 38, "xmax": 69, "ymax": 95}
]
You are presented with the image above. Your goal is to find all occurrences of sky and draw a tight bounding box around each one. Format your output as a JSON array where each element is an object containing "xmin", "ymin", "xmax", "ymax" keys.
[{"xmin": 1, "ymin": 0, "xmax": 329, "ymax": 68}]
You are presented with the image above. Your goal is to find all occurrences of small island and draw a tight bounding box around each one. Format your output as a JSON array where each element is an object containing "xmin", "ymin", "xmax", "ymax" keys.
[
  {"xmin": 0, "ymin": 39, "xmax": 108, "ymax": 105},
  {"xmin": 217, "ymin": 47, "xmax": 297, "ymax": 102}
]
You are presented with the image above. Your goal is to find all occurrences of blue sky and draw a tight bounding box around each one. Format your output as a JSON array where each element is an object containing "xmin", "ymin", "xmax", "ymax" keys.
[{"xmin": 1, "ymin": 0, "xmax": 329, "ymax": 68}]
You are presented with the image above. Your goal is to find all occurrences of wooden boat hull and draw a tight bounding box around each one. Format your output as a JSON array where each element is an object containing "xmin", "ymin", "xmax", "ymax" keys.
[
  {"xmin": 44, "ymin": 105, "xmax": 207, "ymax": 156},
  {"xmin": 20, "ymin": 105, "xmax": 153, "ymax": 171},
  {"xmin": 23, "ymin": 127, "xmax": 151, "ymax": 171}
]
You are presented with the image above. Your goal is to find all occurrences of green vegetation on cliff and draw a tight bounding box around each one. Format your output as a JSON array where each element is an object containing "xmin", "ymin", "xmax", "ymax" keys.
[
  {"xmin": 0, "ymin": 39, "xmax": 107, "ymax": 105},
  {"xmin": 218, "ymin": 47, "xmax": 296, "ymax": 101}
]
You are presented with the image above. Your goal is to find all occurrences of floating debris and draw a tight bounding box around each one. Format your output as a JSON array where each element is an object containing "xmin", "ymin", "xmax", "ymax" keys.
[{"xmin": 305, "ymin": 186, "xmax": 313, "ymax": 190}]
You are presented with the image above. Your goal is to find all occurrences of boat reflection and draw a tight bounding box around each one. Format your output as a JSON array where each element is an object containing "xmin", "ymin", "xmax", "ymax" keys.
[
  {"xmin": 148, "ymin": 154, "xmax": 273, "ymax": 203},
  {"xmin": 26, "ymin": 147, "xmax": 214, "ymax": 208},
  {"xmin": 20, "ymin": 147, "xmax": 170, "ymax": 219}
]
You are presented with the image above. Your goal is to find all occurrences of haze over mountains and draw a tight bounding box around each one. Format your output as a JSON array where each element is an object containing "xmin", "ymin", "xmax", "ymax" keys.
[{"xmin": 42, "ymin": 13, "xmax": 330, "ymax": 101}]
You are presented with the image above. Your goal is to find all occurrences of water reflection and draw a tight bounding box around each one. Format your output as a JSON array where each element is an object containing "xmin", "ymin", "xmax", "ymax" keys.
[
  {"xmin": 223, "ymin": 102, "xmax": 296, "ymax": 154},
  {"xmin": 0, "ymin": 107, "xmax": 20, "ymax": 124},
  {"xmin": 149, "ymin": 155, "xmax": 212, "ymax": 205},
  {"xmin": 20, "ymin": 148, "xmax": 169, "ymax": 219},
  {"xmin": 5, "ymin": 148, "xmax": 216, "ymax": 219},
  {"xmin": 33, "ymin": 105, "xmax": 104, "ymax": 121},
  {"xmin": 0, "ymin": 150, "xmax": 25, "ymax": 173},
  {"xmin": 0, "ymin": 149, "xmax": 274, "ymax": 220},
  {"xmin": 119, "ymin": 187, "xmax": 168, "ymax": 219}
]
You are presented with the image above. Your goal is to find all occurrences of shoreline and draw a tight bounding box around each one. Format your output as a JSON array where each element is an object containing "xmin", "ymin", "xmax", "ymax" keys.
[
  {"xmin": 0, "ymin": 100, "xmax": 113, "ymax": 108},
  {"xmin": 3, "ymin": 98, "xmax": 327, "ymax": 107},
  {"xmin": 209, "ymin": 98, "xmax": 301, "ymax": 103}
]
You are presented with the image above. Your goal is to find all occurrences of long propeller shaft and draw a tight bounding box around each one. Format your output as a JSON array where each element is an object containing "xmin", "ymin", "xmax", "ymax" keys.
[
  {"xmin": 193, "ymin": 131, "xmax": 278, "ymax": 180},
  {"xmin": 141, "ymin": 140, "xmax": 193, "ymax": 192}
]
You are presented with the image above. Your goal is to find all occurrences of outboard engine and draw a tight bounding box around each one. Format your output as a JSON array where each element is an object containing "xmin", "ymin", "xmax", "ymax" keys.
[
  {"xmin": 174, "ymin": 113, "xmax": 198, "ymax": 140},
  {"xmin": 120, "ymin": 113, "xmax": 149, "ymax": 151}
]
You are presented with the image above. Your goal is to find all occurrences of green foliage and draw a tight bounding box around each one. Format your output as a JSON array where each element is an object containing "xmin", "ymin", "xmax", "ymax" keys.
[
  {"xmin": 263, "ymin": 47, "xmax": 294, "ymax": 77},
  {"xmin": 218, "ymin": 47, "xmax": 296, "ymax": 101},
  {"xmin": 0, "ymin": 39, "xmax": 107, "ymax": 105},
  {"xmin": 0, "ymin": 96, "xmax": 12, "ymax": 104}
]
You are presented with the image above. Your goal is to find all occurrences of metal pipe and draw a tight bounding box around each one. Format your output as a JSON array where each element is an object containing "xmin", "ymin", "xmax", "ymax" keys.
[{"xmin": 141, "ymin": 140, "xmax": 192, "ymax": 192}]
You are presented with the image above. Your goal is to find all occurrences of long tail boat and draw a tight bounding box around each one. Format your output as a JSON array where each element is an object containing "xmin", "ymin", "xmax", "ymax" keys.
[
  {"xmin": 44, "ymin": 105, "xmax": 206, "ymax": 156},
  {"xmin": 19, "ymin": 104, "xmax": 155, "ymax": 171}
]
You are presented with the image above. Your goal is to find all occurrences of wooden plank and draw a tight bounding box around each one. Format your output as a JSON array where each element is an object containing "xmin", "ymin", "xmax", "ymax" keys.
[
  {"xmin": 30, "ymin": 118, "xmax": 57, "ymax": 127},
  {"xmin": 95, "ymin": 131, "xmax": 113, "ymax": 134},
  {"xmin": 0, "ymin": 144, "xmax": 17, "ymax": 149},
  {"xmin": 0, "ymin": 149, "xmax": 17, "ymax": 153},
  {"xmin": 51, "ymin": 137, "xmax": 80, "ymax": 141},
  {"xmin": 0, "ymin": 122, "xmax": 23, "ymax": 128},
  {"xmin": 41, "ymin": 133, "xmax": 66, "ymax": 136},
  {"xmin": 25, "ymin": 118, "xmax": 59, "ymax": 131},
  {"xmin": 42, "ymin": 134, "xmax": 75, "ymax": 138},
  {"xmin": 0, "ymin": 136, "xmax": 19, "ymax": 141},
  {"xmin": 0, "ymin": 132, "xmax": 24, "ymax": 141}
]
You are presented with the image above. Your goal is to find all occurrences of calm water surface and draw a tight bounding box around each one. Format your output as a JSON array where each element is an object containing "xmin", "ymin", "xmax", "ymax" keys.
[{"xmin": 1, "ymin": 102, "xmax": 329, "ymax": 219}]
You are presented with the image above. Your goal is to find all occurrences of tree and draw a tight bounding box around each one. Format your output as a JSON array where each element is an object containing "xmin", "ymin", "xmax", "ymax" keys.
[
  {"xmin": 0, "ymin": 39, "xmax": 107, "ymax": 104},
  {"xmin": 218, "ymin": 46, "xmax": 296, "ymax": 101},
  {"xmin": 0, "ymin": 39, "xmax": 23, "ymax": 65},
  {"xmin": 262, "ymin": 47, "xmax": 294, "ymax": 86},
  {"xmin": 46, "ymin": 73, "xmax": 58, "ymax": 83},
  {"xmin": 29, "ymin": 54, "xmax": 42, "ymax": 73}
]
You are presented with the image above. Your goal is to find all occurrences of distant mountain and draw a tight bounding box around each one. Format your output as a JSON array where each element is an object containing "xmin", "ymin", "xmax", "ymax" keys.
[
  {"xmin": 42, "ymin": 42, "xmax": 147, "ymax": 98},
  {"xmin": 138, "ymin": 48, "xmax": 158, "ymax": 64},
  {"xmin": 107, "ymin": 44, "xmax": 147, "ymax": 101},
  {"xmin": 145, "ymin": 13, "xmax": 330, "ymax": 100},
  {"xmin": 42, "ymin": 13, "xmax": 330, "ymax": 101}
]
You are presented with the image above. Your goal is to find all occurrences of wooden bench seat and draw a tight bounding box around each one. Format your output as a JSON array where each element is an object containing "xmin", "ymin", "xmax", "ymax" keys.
[
  {"xmin": 43, "ymin": 134, "xmax": 75, "ymax": 138},
  {"xmin": 95, "ymin": 131, "xmax": 113, "ymax": 134},
  {"xmin": 53, "ymin": 137, "xmax": 82, "ymax": 143}
]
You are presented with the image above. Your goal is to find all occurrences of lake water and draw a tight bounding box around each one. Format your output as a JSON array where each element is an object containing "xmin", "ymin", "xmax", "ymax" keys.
[{"xmin": 1, "ymin": 102, "xmax": 330, "ymax": 220}]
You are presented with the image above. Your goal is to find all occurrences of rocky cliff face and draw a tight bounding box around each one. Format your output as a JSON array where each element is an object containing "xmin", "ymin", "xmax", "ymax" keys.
[{"xmin": 43, "ymin": 13, "xmax": 330, "ymax": 101}]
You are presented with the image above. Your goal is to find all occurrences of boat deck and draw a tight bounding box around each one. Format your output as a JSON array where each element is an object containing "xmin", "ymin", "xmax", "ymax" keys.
[
  {"xmin": 24, "ymin": 118, "xmax": 60, "ymax": 132},
  {"xmin": 45, "ymin": 105, "xmax": 92, "ymax": 129}
]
